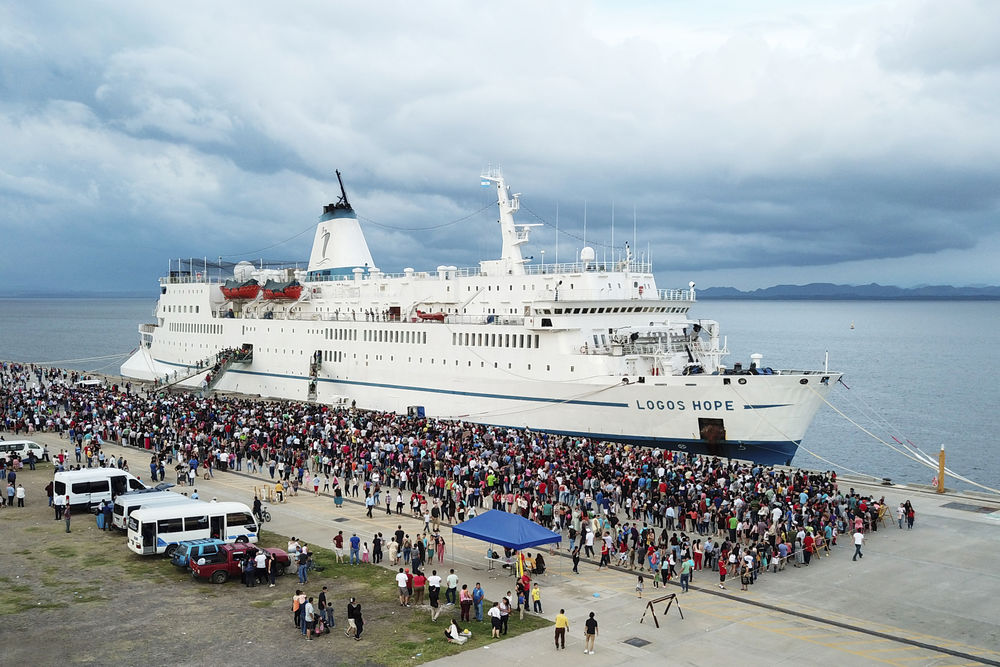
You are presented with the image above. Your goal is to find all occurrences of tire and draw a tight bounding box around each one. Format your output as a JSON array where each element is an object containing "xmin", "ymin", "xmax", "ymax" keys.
[
  {"xmin": 210, "ymin": 570, "xmax": 228, "ymax": 584},
  {"xmin": 235, "ymin": 535, "xmax": 249, "ymax": 543},
  {"xmin": 164, "ymin": 544, "xmax": 178, "ymax": 557},
  {"xmin": 261, "ymin": 510, "xmax": 271, "ymax": 523},
  {"xmin": 275, "ymin": 564, "xmax": 286, "ymax": 577}
]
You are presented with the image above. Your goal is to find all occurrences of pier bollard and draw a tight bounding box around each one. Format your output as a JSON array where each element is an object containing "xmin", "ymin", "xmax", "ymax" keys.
[{"xmin": 937, "ymin": 445, "xmax": 946, "ymax": 494}]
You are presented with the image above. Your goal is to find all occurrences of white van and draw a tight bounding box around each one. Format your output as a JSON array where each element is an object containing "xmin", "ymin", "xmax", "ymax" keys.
[
  {"xmin": 53, "ymin": 469, "xmax": 146, "ymax": 511},
  {"xmin": 127, "ymin": 501, "xmax": 259, "ymax": 556},
  {"xmin": 0, "ymin": 440, "xmax": 45, "ymax": 462},
  {"xmin": 112, "ymin": 490, "xmax": 196, "ymax": 530}
]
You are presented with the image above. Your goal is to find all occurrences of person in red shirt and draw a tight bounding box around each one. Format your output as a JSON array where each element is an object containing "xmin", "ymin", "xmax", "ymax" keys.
[{"xmin": 803, "ymin": 532, "xmax": 815, "ymax": 566}]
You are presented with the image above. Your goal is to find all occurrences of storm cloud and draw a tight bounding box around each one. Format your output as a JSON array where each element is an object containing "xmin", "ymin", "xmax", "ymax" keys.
[{"xmin": 1, "ymin": 0, "xmax": 998, "ymax": 294}]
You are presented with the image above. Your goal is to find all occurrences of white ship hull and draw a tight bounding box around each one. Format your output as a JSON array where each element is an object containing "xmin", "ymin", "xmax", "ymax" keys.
[{"xmin": 122, "ymin": 170, "xmax": 840, "ymax": 466}]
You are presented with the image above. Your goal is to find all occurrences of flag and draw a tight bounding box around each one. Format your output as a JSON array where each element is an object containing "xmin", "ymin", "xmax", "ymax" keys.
[{"xmin": 481, "ymin": 178, "xmax": 490, "ymax": 187}]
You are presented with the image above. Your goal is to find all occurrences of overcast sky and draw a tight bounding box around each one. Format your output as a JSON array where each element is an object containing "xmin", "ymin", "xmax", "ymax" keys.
[{"xmin": 2, "ymin": 0, "xmax": 998, "ymax": 294}]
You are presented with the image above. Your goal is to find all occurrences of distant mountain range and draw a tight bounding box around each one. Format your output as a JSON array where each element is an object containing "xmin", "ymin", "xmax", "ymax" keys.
[{"xmin": 698, "ymin": 283, "xmax": 1000, "ymax": 300}]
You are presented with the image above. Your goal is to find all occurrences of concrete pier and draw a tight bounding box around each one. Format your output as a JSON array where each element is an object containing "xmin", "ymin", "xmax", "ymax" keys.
[{"xmin": 19, "ymin": 432, "xmax": 999, "ymax": 666}]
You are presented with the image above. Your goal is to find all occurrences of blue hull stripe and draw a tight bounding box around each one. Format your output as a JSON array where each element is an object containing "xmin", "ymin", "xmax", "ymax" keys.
[
  {"xmin": 152, "ymin": 358, "xmax": 800, "ymax": 464},
  {"xmin": 154, "ymin": 358, "xmax": 628, "ymax": 408}
]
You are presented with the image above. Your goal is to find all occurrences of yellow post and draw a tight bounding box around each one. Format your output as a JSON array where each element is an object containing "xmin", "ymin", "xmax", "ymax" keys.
[{"xmin": 937, "ymin": 445, "xmax": 946, "ymax": 494}]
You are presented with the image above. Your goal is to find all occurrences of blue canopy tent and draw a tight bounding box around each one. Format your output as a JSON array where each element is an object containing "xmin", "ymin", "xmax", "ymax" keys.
[{"xmin": 452, "ymin": 510, "xmax": 561, "ymax": 550}]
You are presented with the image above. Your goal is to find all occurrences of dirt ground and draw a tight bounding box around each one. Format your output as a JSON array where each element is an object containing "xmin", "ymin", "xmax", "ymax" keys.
[{"xmin": 0, "ymin": 462, "xmax": 544, "ymax": 666}]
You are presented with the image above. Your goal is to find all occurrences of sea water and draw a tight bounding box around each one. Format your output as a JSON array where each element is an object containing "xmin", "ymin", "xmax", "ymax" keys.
[{"xmin": 1, "ymin": 297, "xmax": 996, "ymax": 491}]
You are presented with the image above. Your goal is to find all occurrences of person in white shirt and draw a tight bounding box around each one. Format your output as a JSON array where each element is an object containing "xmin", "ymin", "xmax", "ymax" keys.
[
  {"xmin": 852, "ymin": 531, "xmax": 865, "ymax": 561},
  {"xmin": 427, "ymin": 570, "xmax": 443, "ymax": 620},
  {"xmin": 445, "ymin": 569, "xmax": 459, "ymax": 605},
  {"xmin": 255, "ymin": 551, "xmax": 267, "ymax": 585},
  {"xmin": 487, "ymin": 601, "xmax": 503, "ymax": 638},
  {"xmin": 396, "ymin": 568, "xmax": 410, "ymax": 606},
  {"xmin": 446, "ymin": 618, "xmax": 468, "ymax": 644}
]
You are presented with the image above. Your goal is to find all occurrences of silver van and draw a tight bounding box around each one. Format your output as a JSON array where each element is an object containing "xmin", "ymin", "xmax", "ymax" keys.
[{"xmin": 53, "ymin": 469, "xmax": 147, "ymax": 511}]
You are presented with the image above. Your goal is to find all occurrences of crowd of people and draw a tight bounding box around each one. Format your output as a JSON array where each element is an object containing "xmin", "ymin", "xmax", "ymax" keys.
[{"xmin": 2, "ymin": 361, "xmax": 913, "ymax": 597}]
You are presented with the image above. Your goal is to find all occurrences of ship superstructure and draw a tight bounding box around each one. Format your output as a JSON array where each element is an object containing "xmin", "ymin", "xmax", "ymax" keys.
[{"xmin": 122, "ymin": 169, "xmax": 840, "ymax": 465}]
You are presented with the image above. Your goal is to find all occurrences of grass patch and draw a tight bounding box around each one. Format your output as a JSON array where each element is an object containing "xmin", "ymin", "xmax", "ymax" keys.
[
  {"xmin": 36, "ymin": 602, "xmax": 68, "ymax": 610},
  {"xmin": 24, "ymin": 526, "xmax": 43, "ymax": 533},
  {"xmin": 0, "ymin": 576, "xmax": 10, "ymax": 583},
  {"xmin": 46, "ymin": 545, "xmax": 78, "ymax": 558},
  {"xmin": 0, "ymin": 595, "xmax": 33, "ymax": 616},
  {"xmin": 254, "ymin": 533, "xmax": 549, "ymax": 665},
  {"xmin": 10, "ymin": 584, "xmax": 32, "ymax": 593}
]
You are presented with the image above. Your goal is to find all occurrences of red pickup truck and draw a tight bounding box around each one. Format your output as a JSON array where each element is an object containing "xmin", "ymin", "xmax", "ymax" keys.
[{"xmin": 190, "ymin": 542, "xmax": 291, "ymax": 584}]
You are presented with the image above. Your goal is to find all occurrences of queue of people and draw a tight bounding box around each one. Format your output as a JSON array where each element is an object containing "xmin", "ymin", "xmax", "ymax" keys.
[{"xmin": 2, "ymin": 361, "xmax": 912, "ymax": 600}]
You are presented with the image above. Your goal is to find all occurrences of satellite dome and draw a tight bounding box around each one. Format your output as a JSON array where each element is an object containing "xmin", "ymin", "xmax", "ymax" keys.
[
  {"xmin": 580, "ymin": 246, "xmax": 596, "ymax": 263},
  {"xmin": 234, "ymin": 261, "xmax": 254, "ymax": 282}
]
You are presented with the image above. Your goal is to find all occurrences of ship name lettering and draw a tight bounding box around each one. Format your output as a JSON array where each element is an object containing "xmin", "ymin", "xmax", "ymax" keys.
[{"xmin": 636, "ymin": 399, "xmax": 734, "ymax": 411}]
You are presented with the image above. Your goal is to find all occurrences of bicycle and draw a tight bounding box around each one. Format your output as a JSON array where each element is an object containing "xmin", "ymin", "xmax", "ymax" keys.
[{"xmin": 256, "ymin": 506, "xmax": 272, "ymax": 523}]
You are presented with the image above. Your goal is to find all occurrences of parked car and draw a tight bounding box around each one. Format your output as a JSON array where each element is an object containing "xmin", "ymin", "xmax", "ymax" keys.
[
  {"xmin": 190, "ymin": 542, "xmax": 290, "ymax": 584},
  {"xmin": 170, "ymin": 538, "xmax": 227, "ymax": 569}
]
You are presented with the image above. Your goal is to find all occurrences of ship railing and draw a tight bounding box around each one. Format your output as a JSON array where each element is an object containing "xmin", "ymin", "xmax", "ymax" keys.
[
  {"xmin": 159, "ymin": 275, "xmax": 224, "ymax": 285},
  {"xmin": 541, "ymin": 287, "xmax": 693, "ymax": 303},
  {"xmin": 522, "ymin": 260, "xmax": 653, "ymax": 275},
  {"xmin": 139, "ymin": 323, "xmax": 157, "ymax": 333},
  {"xmin": 656, "ymin": 288, "xmax": 695, "ymax": 301},
  {"xmin": 581, "ymin": 339, "xmax": 712, "ymax": 356}
]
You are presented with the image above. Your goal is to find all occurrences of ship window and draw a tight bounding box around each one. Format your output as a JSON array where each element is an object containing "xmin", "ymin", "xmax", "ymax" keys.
[
  {"xmin": 554, "ymin": 309, "xmax": 562, "ymax": 315},
  {"xmin": 504, "ymin": 334, "xmax": 510, "ymax": 347},
  {"xmin": 519, "ymin": 335, "xmax": 524, "ymax": 348},
  {"xmin": 494, "ymin": 362, "xmax": 498, "ymax": 368},
  {"xmin": 423, "ymin": 332, "xmax": 427, "ymax": 344},
  {"xmin": 535, "ymin": 335, "xmax": 539, "ymax": 348},
  {"xmin": 570, "ymin": 366, "xmax": 575, "ymax": 372},
  {"xmin": 526, "ymin": 336, "xmax": 532, "ymax": 348}
]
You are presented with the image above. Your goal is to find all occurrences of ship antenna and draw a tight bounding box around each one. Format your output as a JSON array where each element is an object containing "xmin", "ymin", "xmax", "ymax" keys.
[{"xmin": 335, "ymin": 169, "xmax": 351, "ymax": 209}]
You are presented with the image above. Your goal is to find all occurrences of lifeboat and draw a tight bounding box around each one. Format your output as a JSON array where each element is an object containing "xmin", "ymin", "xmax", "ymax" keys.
[
  {"xmin": 415, "ymin": 309, "xmax": 446, "ymax": 322},
  {"xmin": 220, "ymin": 279, "xmax": 260, "ymax": 300},
  {"xmin": 262, "ymin": 280, "xmax": 303, "ymax": 300}
]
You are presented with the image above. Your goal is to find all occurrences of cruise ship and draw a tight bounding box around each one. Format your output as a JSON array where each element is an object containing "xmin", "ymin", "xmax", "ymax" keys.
[{"xmin": 121, "ymin": 170, "xmax": 841, "ymax": 465}]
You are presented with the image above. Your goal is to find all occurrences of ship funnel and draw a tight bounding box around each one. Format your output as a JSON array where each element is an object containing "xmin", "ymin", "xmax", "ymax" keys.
[{"xmin": 306, "ymin": 172, "xmax": 375, "ymax": 279}]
